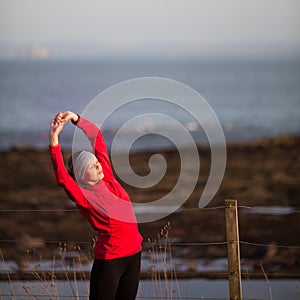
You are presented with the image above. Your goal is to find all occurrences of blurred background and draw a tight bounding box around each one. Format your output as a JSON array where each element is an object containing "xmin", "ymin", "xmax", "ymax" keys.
[
  {"xmin": 0, "ymin": 0, "xmax": 299, "ymax": 150},
  {"xmin": 0, "ymin": 1, "xmax": 300, "ymax": 298}
]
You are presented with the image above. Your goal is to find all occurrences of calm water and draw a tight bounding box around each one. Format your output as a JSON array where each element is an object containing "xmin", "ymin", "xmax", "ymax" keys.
[
  {"xmin": 0, "ymin": 58, "xmax": 300, "ymax": 151},
  {"xmin": 0, "ymin": 279, "xmax": 299, "ymax": 299}
]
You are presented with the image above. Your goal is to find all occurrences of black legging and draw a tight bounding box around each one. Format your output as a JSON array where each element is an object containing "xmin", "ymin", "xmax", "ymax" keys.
[{"xmin": 89, "ymin": 251, "xmax": 141, "ymax": 300}]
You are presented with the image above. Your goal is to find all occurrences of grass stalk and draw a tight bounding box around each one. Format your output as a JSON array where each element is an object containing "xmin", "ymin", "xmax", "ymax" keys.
[
  {"xmin": 0, "ymin": 249, "xmax": 16, "ymax": 300},
  {"xmin": 260, "ymin": 263, "xmax": 273, "ymax": 300}
]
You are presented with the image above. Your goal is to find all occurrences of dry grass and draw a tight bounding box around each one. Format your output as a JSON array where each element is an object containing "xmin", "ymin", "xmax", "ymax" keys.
[{"xmin": 0, "ymin": 224, "xmax": 183, "ymax": 300}]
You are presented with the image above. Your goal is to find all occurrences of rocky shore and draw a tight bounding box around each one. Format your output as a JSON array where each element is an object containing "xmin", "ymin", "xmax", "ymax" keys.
[{"xmin": 0, "ymin": 135, "xmax": 299, "ymax": 276}]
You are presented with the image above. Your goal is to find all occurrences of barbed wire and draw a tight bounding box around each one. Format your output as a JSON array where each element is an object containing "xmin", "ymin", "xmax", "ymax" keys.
[
  {"xmin": 0, "ymin": 239, "xmax": 92, "ymax": 245},
  {"xmin": 0, "ymin": 239, "xmax": 299, "ymax": 249},
  {"xmin": 239, "ymin": 241, "xmax": 300, "ymax": 249},
  {"xmin": 0, "ymin": 205, "xmax": 299, "ymax": 213},
  {"xmin": 1, "ymin": 270, "xmax": 300, "ymax": 280},
  {"xmin": 0, "ymin": 209, "xmax": 78, "ymax": 212}
]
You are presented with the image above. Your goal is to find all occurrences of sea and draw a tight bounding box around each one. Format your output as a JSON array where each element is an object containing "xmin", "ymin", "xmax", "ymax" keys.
[{"xmin": 0, "ymin": 57, "xmax": 299, "ymax": 152}]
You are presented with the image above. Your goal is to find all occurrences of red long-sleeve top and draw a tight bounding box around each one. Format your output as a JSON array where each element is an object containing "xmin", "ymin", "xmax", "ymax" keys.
[{"xmin": 49, "ymin": 116, "xmax": 143, "ymax": 260}]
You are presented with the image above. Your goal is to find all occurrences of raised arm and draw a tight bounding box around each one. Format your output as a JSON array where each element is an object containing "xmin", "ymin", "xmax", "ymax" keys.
[
  {"xmin": 59, "ymin": 111, "xmax": 115, "ymax": 181},
  {"xmin": 49, "ymin": 115, "xmax": 64, "ymax": 146},
  {"xmin": 49, "ymin": 114, "xmax": 91, "ymax": 208}
]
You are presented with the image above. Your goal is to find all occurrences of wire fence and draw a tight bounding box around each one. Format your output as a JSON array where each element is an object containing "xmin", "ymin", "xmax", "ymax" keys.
[
  {"xmin": 1, "ymin": 205, "xmax": 299, "ymax": 212},
  {"xmin": 0, "ymin": 205, "xmax": 300, "ymax": 248},
  {"xmin": 0, "ymin": 205, "xmax": 299, "ymax": 299}
]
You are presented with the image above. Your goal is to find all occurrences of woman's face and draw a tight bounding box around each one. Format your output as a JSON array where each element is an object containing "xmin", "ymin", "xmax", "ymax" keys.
[{"xmin": 83, "ymin": 157, "xmax": 104, "ymax": 185}]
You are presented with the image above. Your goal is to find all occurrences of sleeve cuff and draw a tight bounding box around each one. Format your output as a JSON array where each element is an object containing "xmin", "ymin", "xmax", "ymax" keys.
[
  {"xmin": 49, "ymin": 144, "xmax": 61, "ymax": 150},
  {"xmin": 71, "ymin": 114, "xmax": 81, "ymax": 126}
]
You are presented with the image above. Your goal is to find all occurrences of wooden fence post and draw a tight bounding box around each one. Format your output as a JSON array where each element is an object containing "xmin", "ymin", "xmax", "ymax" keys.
[{"xmin": 225, "ymin": 199, "xmax": 242, "ymax": 300}]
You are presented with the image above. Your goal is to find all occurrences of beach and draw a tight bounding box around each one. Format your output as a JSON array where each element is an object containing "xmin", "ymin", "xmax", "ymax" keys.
[{"xmin": 0, "ymin": 135, "xmax": 299, "ymax": 276}]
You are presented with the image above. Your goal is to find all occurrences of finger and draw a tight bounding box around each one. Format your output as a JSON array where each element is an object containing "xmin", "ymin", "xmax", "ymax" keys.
[
  {"xmin": 60, "ymin": 112, "xmax": 69, "ymax": 123},
  {"xmin": 55, "ymin": 112, "xmax": 63, "ymax": 120},
  {"xmin": 51, "ymin": 119, "xmax": 61, "ymax": 127}
]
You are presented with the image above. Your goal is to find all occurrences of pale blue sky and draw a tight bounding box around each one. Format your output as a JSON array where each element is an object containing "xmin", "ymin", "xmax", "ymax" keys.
[{"xmin": 1, "ymin": 0, "xmax": 300, "ymax": 58}]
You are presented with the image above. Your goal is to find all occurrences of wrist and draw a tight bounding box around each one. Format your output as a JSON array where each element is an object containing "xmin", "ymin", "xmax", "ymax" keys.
[
  {"xmin": 71, "ymin": 114, "xmax": 80, "ymax": 125},
  {"xmin": 50, "ymin": 134, "xmax": 59, "ymax": 146}
]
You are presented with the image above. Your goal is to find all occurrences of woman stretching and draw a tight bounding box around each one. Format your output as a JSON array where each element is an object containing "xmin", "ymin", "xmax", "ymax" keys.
[{"xmin": 49, "ymin": 111, "xmax": 143, "ymax": 300}]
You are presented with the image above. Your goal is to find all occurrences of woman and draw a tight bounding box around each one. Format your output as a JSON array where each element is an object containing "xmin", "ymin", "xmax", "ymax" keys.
[{"xmin": 49, "ymin": 111, "xmax": 143, "ymax": 300}]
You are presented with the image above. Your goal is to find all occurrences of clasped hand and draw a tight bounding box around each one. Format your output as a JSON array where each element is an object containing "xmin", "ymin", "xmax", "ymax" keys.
[{"xmin": 49, "ymin": 111, "xmax": 78, "ymax": 145}]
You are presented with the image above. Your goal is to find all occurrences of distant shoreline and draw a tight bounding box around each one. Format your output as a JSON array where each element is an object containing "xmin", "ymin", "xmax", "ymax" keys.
[{"xmin": 2, "ymin": 133, "xmax": 300, "ymax": 153}]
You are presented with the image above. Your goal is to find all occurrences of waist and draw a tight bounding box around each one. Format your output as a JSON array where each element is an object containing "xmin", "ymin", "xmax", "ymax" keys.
[
  {"xmin": 94, "ymin": 251, "xmax": 141, "ymax": 263},
  {"xmin": 94, "ymin": 227, "xmax": 143, "ymax": 260}
]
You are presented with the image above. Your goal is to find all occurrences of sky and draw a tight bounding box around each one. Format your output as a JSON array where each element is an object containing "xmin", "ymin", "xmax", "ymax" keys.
[{"xmin": 0, "ymin": 0, "xmax": 300, "ymax": 59}]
